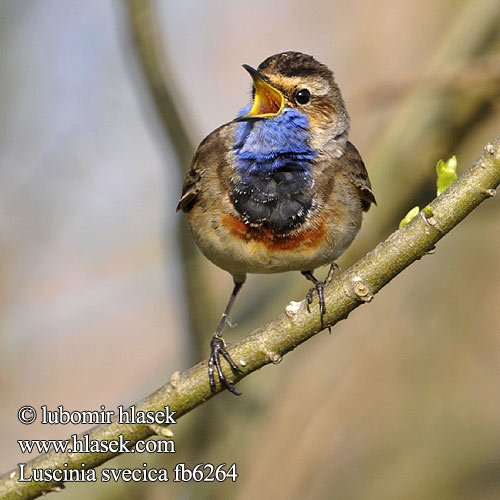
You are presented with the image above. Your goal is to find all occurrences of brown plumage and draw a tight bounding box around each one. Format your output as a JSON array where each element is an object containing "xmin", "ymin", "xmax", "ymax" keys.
[{"xmin": 178, "ymin": 52, "xmax": 375, "ymax": 395}]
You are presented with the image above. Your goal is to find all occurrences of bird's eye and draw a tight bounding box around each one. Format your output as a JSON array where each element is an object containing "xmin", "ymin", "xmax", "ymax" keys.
[{"xmin": 294, "ymin": 89, "xmax": 311, "ymax": 105}]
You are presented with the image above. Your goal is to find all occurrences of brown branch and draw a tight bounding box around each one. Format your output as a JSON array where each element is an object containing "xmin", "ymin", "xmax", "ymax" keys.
[
  {"xmin": 123, "ymin": 0, "xmax": 216, "ymax": 362},
  {"xmin": 124, "ymin": 0, "xmax": 193, "ymax": 167},
  {"xmin": 1, "ymin": 138, "xmax": 499, "ymax": 500}
]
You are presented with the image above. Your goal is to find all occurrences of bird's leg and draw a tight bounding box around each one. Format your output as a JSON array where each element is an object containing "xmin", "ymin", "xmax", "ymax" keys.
[
  {"xmin": 208, "ymin": 278, "xmax": 244, "ymax": 396},
  {"xmin": 325, "ymin": 262, "xmax": 340, "ymax": 284},
  {"xmin": 302, "ymin": 269, "xmax": 332, "ymax": 333},
  {"xmin": 302, "ymin": 271, "xmax": 325, "ymax": 321}
]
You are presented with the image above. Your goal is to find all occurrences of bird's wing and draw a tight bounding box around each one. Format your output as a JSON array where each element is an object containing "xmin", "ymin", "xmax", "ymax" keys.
[
  {"xmin": 176, "ymin": 123, "xmax": 234, "ymax": 213},
  {"xmin": 343, "ymin": 142, "xmax": 376, "ymax": 211},
  {"xmin": 176, "ymin": 149, "xmax": 204, "ymax": 213}
]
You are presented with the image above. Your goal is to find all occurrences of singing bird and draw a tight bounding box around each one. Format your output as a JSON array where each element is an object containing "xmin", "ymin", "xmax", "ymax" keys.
[{"xmin": 177, "ymin": 52, "xmax": 375, "ymax": 395}]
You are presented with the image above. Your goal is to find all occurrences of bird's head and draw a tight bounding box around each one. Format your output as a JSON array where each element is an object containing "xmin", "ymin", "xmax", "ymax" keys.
[{"xmin": 236, "ymin": 52, "xmax": 350, "ymax": 152}]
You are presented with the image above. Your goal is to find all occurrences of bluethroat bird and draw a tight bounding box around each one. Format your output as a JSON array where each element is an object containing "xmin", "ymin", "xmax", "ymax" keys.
[{"xmin": 177, "ymin": 52, "xmax": 375, "ymax": 395}]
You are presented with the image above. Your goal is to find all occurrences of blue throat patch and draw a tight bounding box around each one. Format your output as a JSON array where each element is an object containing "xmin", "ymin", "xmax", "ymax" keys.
[
  {"xmin": 233, "ymin": 105, "xmax": 317, "ymax": 174},
  {"xmin": 229, "ymin": 106, "xmax": 317, "ymax": 233}
]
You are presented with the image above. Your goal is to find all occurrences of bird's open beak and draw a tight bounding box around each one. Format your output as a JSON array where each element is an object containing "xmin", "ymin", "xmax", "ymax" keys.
[{"xmin": 236, "ymin": 65, "xmax": 284, "ymax": 121}]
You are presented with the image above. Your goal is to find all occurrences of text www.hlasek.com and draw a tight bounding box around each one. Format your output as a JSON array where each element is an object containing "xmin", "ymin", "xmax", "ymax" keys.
[{"xmin": 18, "ymin": 433, "xmax": 173, "ymax": 454}]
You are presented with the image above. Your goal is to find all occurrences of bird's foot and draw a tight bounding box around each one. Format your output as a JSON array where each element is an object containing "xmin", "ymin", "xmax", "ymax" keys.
[
  {"xmin": 208, "ymin": 334, "xmax": 241, "ymax": 396},
  {"xmin": 303, "ymin": 265, "xmax": 339, "ymax": 334}
]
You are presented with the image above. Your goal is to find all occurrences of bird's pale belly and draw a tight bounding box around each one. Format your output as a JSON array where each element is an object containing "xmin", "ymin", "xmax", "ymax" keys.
[{"xmin": 189, "ymin": 206, "xmax": 360, "ymax": 278}]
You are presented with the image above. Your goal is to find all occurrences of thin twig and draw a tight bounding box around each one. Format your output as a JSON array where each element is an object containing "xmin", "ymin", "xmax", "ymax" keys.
[{"xmin": 1, "ymin": 137, "xmax": 499, "ymax": 500}]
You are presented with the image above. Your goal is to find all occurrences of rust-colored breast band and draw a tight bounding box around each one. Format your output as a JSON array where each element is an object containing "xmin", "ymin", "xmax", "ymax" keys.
[{"xmin": 221, "ymin": 213, "xmax": 326, "ymax": 251}]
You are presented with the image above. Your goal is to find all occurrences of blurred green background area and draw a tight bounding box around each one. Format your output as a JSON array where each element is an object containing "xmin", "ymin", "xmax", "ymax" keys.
[{"xmin": 1, "ymin": 0, "xmax": 500, "ymax": 499}]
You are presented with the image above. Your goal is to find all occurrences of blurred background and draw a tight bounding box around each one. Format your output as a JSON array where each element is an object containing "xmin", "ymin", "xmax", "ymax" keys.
[{"xmin": 1, "ymin": 0, "xmax": 500, "ymax": 499}]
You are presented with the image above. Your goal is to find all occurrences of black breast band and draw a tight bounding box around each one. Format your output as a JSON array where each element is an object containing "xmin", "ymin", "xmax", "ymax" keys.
[{"xmin": 230, "ymin": 168, "xmax": 313, "ymax": 233}]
